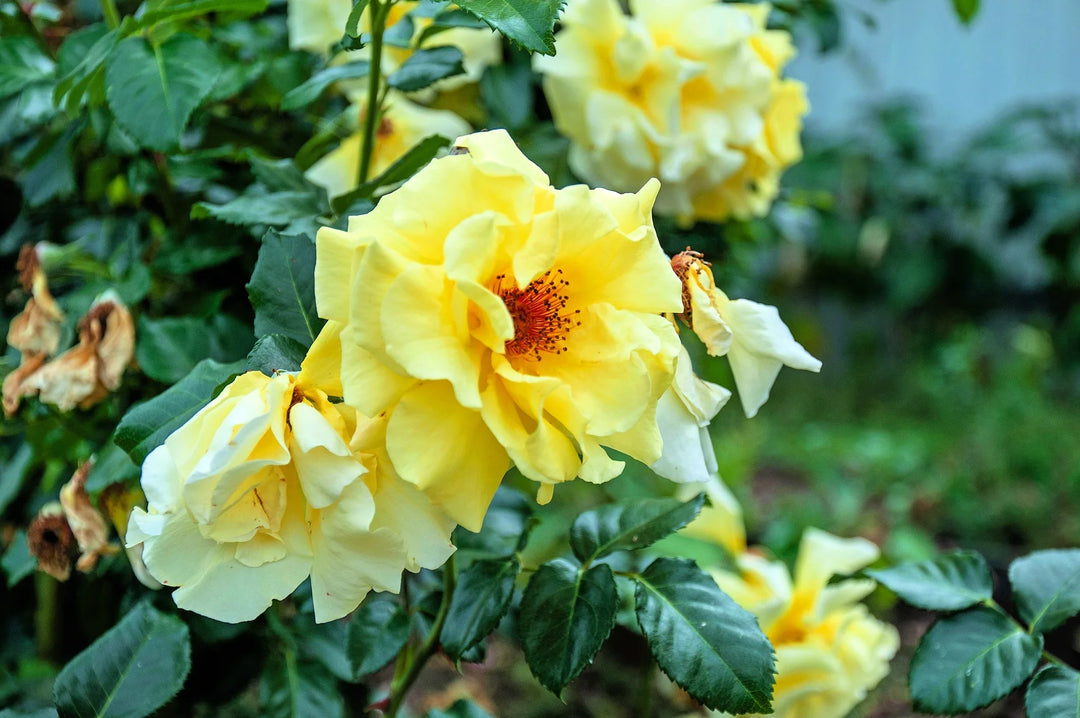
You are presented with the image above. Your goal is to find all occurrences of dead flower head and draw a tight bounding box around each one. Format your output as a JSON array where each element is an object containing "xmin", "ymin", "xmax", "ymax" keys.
[
  {"xmin": 59, "ymin": 460, "xmax": 119, "ymax": 573},
  {"xmin": 28, "ymin": 503, "xmax": 78, "ymax": 581}
]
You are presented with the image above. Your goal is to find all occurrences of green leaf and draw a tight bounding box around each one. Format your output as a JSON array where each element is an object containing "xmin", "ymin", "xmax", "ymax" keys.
[
  {"xmin": 387, "ymin": 46, "xmax": 465, "ymax": 92},
  {"xmin": 1009, "ymin": 548, "xmax": 1080, "ymax": 634},
  {"xmin": 867, "ymin": 550, "xmax": 993, "ymax": 611},
  {"xmin": 281, "ymin": 62, "xmax": 370, "ymax": 111},
  {"xmin": 0, "ymin": 37, "xmax": 55, "ymax": 99},
  {"xmin": 909, "ymin": 605, "xmax": 1043, "ymax": 713},
  {"xmin": 480, "ymin": 62, "xmax": 533, "ymax": 131},
  {"xmin": 425, "ymin": 699, "xmax": 493, "ymax": 718},
  {"xmin": 138, "ymin": 0, "xmax": 269, "ymax": 27},
  {"xmin": 260, "ymin": 652, "xmax": 343, "ymax": 718},
  {"xmin": 346, "ymin": 595, "xmax": 411, "ymax": 678},
  {"xmin": 114, "ymin": 359, "xmax": 246, "ymax": 465},
  {"xmin": 54, "ymin": 24, "xmax": 119, "ymax": 112},
  {"xmin": 247, "ymin": 335, "xmax": 308, "ymax": 376},
  {"xmin": 518, "ymin": 558, "xmax": 618, "ymax": 695},
  {"xmin": 633, "ymin": 558, "xmax": 774, "ymax": 714},
  {"xmin": 570, "ymin": 493, "xmax": 705, "ymax": 564},
  {"xmin": 53, "ymin": 602, "xmax": 191, "ymax": 718},
  {"xmin": 248, "ymin": 154, "xmax": 316, "ymax": 193},
  {"xmin": 85, "ymin": 441, "xmax": 139, "ymax": 494},
  {"xmin": 416, "ymin": 9, "xmax": 489, "ymax": 45},
  {"xmin": 452, "ymin": 486, "xmax": 534, "ymax": 559},
  {"xmin": 191, "ymin": 188, "xmax": 327, "ymax": 228},
  {"xmin": 345, "ymin": 0, "xmax": 371, "ymax": 38},
  {"xmin": 440, "ymin": 557, "xmax": 519, "ymax": 660},
  {"xmin": 1026, "ymin": 665, "xmax": 1080, "ymax": 718},
  {"xmin": 453, "ymin": 0, "xmax": 564, "ymax": 55},
  {"xmin": 1, "ymin": 531, "xmax": 34, "ymax": 589},
  {"xmin": 329, "ymin": 134, "xmax": 450, "ymax": 213},
  {"xmin": 104, "ymin": 33, "xmax": 223, "ymax": 151},
  {"xmin": 135, "ymin": 315, "xmax": 254, "ymax": 384},
  {"xmin": 952, "ymin": 0, "xmax": 980, "ymax": 24},
  {"xmin": 246, "ymin": 231, "xmax": 323, "ymax": 346}
]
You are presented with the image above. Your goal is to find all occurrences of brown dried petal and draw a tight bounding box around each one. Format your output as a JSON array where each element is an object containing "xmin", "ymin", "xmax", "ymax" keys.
[
  {"xmin": 86, "ymin": 296, "xmax": 134, "ymax": 391},
  {"xmin": 23, "ymin": 341, "xmax": 100, "ymax": 411},
  {"xmin": 2, "ymin": 352, "xmax": 45, "ymax": 416},
  {"xmin": 59, "ymin": 460, "xmax": 118, "ymax": 574},
  {"xmin": 7, "ymin": 297, "xmax": 63, "ymax": 357},
  {"xmin": 28, "ymin": 503, "xmax": 77, "ymax": 582}
]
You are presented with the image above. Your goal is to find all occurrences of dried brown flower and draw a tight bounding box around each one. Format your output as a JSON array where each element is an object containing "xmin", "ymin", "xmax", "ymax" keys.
[{"xmin": 28, "ymin": 503, "xmax": 77, "ymax": 581}]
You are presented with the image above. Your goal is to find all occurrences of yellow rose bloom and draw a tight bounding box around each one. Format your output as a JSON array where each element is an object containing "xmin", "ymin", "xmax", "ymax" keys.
[
  {"xmin": 708, "ymin": 529, "xmax": 900, "ymax": 718},
  {"xmin": 673, "ymin": 251, "xmax": 820, "ymax": 418},
  {"xmin": 306, "ymin": 92, "xmax": 471, "ymax": 199},
  {"xmin": 312, "ymin": 129, "xmax": 684, "ymax": 530},
  {"xmin": 126, "ymin": 370, "xmax": 455, "ymax": 623},
  {"xmin": 534, "ymin": 0, "xmax": 808, "ymax": 224}
]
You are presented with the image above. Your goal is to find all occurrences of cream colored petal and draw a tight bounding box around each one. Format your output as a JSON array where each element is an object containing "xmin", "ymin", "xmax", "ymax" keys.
[
  {"xmin": 369, "ymin": 470, "xmax": 456, "ymax": 573},
  {"xmin": 719, "ymin": 294, "xmax": 821, "ymax": 417},
  {"xmin": 315, "ymin": 227, "xmax": 368, "ymax": 323},
  {"xmin": 678, "ymin": 476, "xmax": 746, "ymax": 555},
  {"xmin": 386, "ymin": 382, "xmax": 510, "ymax": 531},
  {"xmin": 289, "ymin": 401, "xmax": 367, "ymax": 509},
  {"xmin": 306, "ymin": 134, "xmax": 362, "ymax": 200},
  {"xmin": 651, "ymin": 389, "xmax": 717, "ymax": 484},
  {"xmin": 310, "ymin": 479, "xmax": 407, "ymax": 622}
]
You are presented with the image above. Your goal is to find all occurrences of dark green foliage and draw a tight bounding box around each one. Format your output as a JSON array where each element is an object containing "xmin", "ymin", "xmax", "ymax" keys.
[
  {"xmin": 440, "ymin": 557, "xmax": 519, "ymax": 660},
  {"xmin": 53, "ymin": 603, "xmax": 191, "ymax": 718},
  {"xmin": 519, "ymin": 559, "xmax": 618, "ymax": 695},
  {"xmin": 570, "ymin": 493, "xmax": 705, "ymax": 563},
  {"xmin": 633, "ymin": 558, "xmax": 775, "ymax": 714},
  {"xmin": 867, "ymin": 550, "xmax": 993, "ymax": 611},
  {"xmin": 346, "ymin": 595, "xmax": 411, "ymax": 678}
]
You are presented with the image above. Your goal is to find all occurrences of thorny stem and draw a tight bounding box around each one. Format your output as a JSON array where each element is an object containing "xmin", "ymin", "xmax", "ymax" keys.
[
  {"xmin": 385, "ymin": 555, "xmax": 456, "ymax": 718},
  {"xmin": 358, "ymin": 0, "xmax": 390, "ymax": 186}
]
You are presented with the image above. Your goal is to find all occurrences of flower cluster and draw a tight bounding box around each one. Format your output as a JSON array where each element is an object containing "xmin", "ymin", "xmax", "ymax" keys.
[
  {"xmin": 679, "ymin": 481, "xmax": 900, "ymax": 718},
  {"xmin": 535, "ymin": 0, "xmax": 808, "ymax": 224}
]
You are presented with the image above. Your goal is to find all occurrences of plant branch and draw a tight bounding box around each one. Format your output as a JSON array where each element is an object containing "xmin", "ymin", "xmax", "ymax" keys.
[
  {"xmin": 357, "ymin": 0, "xmax": 391, "ymax": 186},
  {"xmin": 99, "ymin": 0, "xmax": 121, "ymax": 29},
  {"xmin": 385, "ymin": 555, "xmax": 456, "ymax": 718},
  {"xmin": 16, "ymin": 2, "xmax": 55, "ymax": 60}
]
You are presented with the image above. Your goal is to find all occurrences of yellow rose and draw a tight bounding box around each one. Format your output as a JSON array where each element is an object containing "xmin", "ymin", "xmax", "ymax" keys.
[
  {"xmin": 673, "ymin": 251, "xmax": 820, "ymax": 418},
  {"xmin": 126, "ymin": 370, "xmax": 455, "ymax": 623},
  {"xmin": 534, "ymin": 0, "xmax": 807, "ymax": 224},
  {"xmin": 306, "ymin": 92, "xmax": 471, "ymax": 199},
  {"xmin": 288, "ymin": 0, "xmax": 501, "ymax": 92},
  {"xmin": 312, "ymin": 129, "xmax": 684, "ymax": 530},
  {"xmin": 706, "ymin": 529, "xmax": 899, "ymax": 718}
]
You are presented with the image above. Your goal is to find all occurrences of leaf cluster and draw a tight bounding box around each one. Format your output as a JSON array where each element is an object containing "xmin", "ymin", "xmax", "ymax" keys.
[{"xmin": 870, "ymin": 549, "xmax": 1080, "ymax": 716}]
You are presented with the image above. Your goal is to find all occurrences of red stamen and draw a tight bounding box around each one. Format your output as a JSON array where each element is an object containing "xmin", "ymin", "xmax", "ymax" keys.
[{"xmin": 494, "ymin": 269, "xmax": 581, "ymax": 361}]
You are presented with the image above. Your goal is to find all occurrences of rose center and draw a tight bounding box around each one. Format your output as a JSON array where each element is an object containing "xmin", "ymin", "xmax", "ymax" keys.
[{"xmin": 494, "ymin": 269, "xmax": 580, "ymax": 360}]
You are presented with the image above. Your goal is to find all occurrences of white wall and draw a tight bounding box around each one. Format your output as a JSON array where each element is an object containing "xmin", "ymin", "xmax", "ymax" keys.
[{"xmin": 787, "ymin": 0, "xmax": 1080, "ymax": 143}]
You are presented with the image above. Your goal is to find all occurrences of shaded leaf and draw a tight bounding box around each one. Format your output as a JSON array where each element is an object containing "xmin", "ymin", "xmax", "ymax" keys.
[
  {"xmin": 191, "ymin": 188, "xmax": 326, "ymax": 228},
  {"xmin": 570, "ymin": 493, "xmax": 704, "ymax": 563},
  {"xmin": 1025, "ymin": 665, "xmax": 1080, "ymax": 718},
  {"xmin": 2, "ymin": 531, "xmax": 34, "ymax": 589},
  {"xmin": 247, "ymin": 335, "xmax": 308, "ymax": 376},
  {"xmin": 138, "ymin": 0, "xmax": 269, "ymax": 27},
  {"xmin": 868, "ymin": 550, "xmax": 993, "ymax": 611},
  {"xmin": 454, "ymin": 0, "xmax": 563, "ymax": 55},
  {"xmin": 519, "ymin": 558, "xmax": 617, "ymax": 695},
  {"xmin": 260, "ymin": 652, "xmax": 343, "ymax": 718},
  {"xmin": 246, "ymin": 231, "xmax": 323, "ymax": 345},
  {"xmin": 440, "ymin": 557, "xmax": 519, "ymax": 660},
  {"xmin": 281, "ymin": 62, "xmax": 371, "ymax": 111},
  {"xmin": 346, "ymin": 595, "xmax": 411, "ymax": 678},
  {"xmin": 909, "ymin": 605, "xmax": 1043, "ymax": 713},
  {"xmin": 114, "ymin": 359, "xmax": 246, "ymax": 465},
  {"xmin": 54, "ymin": 24, "xmax": 118, "ymax": 112},
  {"xmin": 1009, "ymin": 548, "xmax": 1080, "ymax": 634},
  {"xmin": 53, "ymin": 602, "xmax": 191, "ymax": 718},
  {"xmin": 105, "ymin": 33, "xmax": 223, "ymax": 151},
  {"xmin": 387, "ymin": 46, "xmax": 465, "ymax": 92},
  {"xmin": 633, "ymin": 558, "xmax": 774, "ymax": 714},
  {"xmin": 425, "ymin": 699, "xmax": 493, "ymax": 718},
  {"xmin": 135, "ymin": 314, "xmax": 254, "ymax": 384},
  {"xmin": 0, "ymin": 37, "xmax": 55, "ymax": 99}
]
